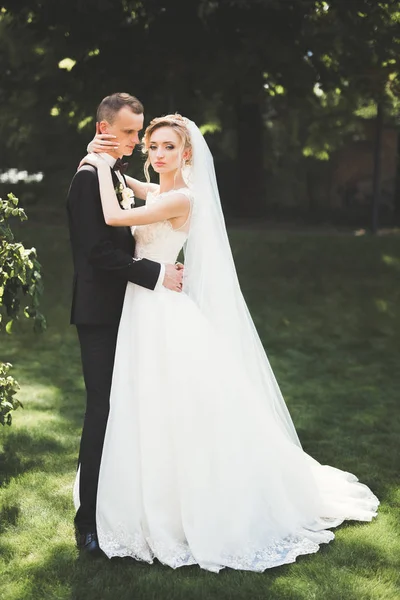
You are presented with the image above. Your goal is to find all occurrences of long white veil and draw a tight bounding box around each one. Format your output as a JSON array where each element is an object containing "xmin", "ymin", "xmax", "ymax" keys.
[{"xmin": 182, "ymin": 119, "xmax": 301, "ymax": 447}]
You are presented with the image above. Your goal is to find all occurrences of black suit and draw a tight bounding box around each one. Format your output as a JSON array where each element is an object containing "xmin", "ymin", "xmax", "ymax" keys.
[{"xmin": 67, "ymin": 164, "xmax": 161, "ymax": 534}]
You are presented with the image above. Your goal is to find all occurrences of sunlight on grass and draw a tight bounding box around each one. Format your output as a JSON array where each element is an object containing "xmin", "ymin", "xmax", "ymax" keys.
[{"xmin": 1, "ymin": 225, "xmax": 399, "ymax": 599}]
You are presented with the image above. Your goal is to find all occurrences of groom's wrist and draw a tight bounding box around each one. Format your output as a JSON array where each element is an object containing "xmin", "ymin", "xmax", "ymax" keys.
[{"xmin": 155, "ymin": 264, "xmax": 165, "ymax": 290}]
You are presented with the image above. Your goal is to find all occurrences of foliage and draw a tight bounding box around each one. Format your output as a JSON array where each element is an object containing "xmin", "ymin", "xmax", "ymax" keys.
[
  {"xmin": 0, "ymin": 1, "xmax": 400, "ymax": 218},
  {"xmin": 305, "ymin": 1, "xmax": 400, "ymax": 101},
  {"xmin": 0, "ymin": 362, "xmax": 21, "ymax": 426},
  {"xmin": 0, "ymin": 193, "xmax": 45, "ymax": 333},
  {"xmin": 0, "ymin": 192, "xmax": 45, "ymax": 425}
]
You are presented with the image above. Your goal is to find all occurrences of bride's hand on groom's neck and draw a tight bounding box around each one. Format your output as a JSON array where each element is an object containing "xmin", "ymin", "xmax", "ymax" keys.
[
  {"xmin": 77, "ymin": 123, "xmax": 120, "ymax": 169},
  {"xmin": 77, "ymin": 153, "xmax": 107, "ymax": 171},
  {"xmin": 81, "ymin": 122, "xmax": 119, "ymax": 160},
  {"xmin": 87, "ymin": 130, "xmax": 119, "ymax": 154}
]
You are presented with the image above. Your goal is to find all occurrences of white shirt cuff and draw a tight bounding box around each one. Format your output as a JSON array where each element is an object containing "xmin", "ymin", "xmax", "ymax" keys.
[{"xmin": 155, "ymin": 264, "xmax": 165, "ymax": 290}]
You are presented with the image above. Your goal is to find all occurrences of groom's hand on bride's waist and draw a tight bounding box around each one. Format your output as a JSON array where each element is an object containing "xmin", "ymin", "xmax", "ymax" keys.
[{"xmin": 163, "ymin": 263, "xmax": 184, "ymax": 292}]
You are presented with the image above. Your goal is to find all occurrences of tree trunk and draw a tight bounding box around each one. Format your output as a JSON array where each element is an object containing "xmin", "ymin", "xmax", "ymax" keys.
[
  {"xmin": 371, "ymin": 101, "xmax": 384, "ymax": 234},
  {"xmin": 306, "ymin": 168, "xmax": 317, "ymax": 213},
  {"xmin": 234, "ymin": 89, "xmax": 265, "ymax": 218},
  {"xmin": 393, "ymin": 129, "xmax": 400, "ymax": 225}
]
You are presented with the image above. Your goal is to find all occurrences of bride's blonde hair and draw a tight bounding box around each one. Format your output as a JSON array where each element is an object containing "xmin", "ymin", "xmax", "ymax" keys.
[{"xmin": 142, "ymin": 113, "xmax": 192, "ymax": 182}]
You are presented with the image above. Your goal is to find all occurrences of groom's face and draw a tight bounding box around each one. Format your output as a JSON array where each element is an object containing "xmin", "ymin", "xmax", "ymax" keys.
[{"xmin": 99, "ymin": 107, "xmax": 144, "ymax": 158}]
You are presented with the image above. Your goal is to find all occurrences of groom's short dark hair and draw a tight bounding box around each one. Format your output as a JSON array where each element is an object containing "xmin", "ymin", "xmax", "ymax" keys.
[{"xmin": 97, "ymin": 93, "xmax": 144, "ymax": 124}]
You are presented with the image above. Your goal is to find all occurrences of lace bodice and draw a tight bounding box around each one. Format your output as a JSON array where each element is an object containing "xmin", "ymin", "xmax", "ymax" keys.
[{"xmin": 133, "ymin": 188, "xmax": 192, "ymax": 263}]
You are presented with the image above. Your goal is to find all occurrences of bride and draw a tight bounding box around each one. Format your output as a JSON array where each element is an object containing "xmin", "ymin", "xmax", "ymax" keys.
[{"xmin": 76, "ymin": 114, "xmax": 378, "ymax": 572}]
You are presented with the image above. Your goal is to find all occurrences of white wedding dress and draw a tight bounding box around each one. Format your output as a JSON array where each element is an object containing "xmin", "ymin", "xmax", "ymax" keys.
[{"xmin": 74, "ymin": 187, "xmax": 379, "ymax": 572}]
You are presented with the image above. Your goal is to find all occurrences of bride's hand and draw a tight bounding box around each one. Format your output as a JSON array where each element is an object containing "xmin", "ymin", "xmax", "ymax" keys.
[
  {"xmin": 78, "ymin": 152, "xmax": 108, "ymax": 170},
  {"xmin": 87, "ymin": 134, "xmax": 119, "ymax": 153},
  {"xmin": 88, "ymin": 122, "xmax": 119, "ymax": 153}
]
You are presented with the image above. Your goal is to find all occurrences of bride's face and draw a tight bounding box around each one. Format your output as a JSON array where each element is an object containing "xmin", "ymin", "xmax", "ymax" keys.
[{"xmin": 148, "ymin": 127, "xmax": 183, "ymax": 174}]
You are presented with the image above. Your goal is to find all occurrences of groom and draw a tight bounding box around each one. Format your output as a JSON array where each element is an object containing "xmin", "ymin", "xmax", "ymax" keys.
[{"xmin": 67, "ymin": 93, "xmax": 183, "ymax": 556}]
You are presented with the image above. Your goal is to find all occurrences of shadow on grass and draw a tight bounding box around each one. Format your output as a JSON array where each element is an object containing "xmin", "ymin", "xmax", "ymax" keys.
[
  {"xmin": 0, "ymin": 503, "xmax": 20, "ymax": 533},
  {"xmin": 15, "ymin": 532, "xmax": 399, "ymax": 600},
  {"xmin": 1, "ymin": 228, "xmax": 399, "ymax": 599},
  {"xmin": 0, "ymin": 430, "xmax": 65, "ymax": 487},
  {"xmin": 0, "ymin": 538, "xmax": 16, "ymax": 565},
  {"xmin": 19, "ymin": 543, "xmax": 291, "ymax": 600},
  {"xmin": 8, "ymin": 330, "xmax": 84, "ymax": 423}
]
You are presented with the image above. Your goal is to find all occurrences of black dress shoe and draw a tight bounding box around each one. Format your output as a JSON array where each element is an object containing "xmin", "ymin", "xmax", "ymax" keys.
[{"xmin": 77, "ymin": 531, "xmax": 104, "ymax": 557}]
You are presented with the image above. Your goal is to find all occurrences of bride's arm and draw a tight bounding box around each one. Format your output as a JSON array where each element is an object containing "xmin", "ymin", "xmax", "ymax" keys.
[
  {"xmin": 81, "ymin": 154, "xmax": 189, "ymax": 227},
  {"xmin": 124, "ymin": 175, "xmax": 159, "ymax": 200}
]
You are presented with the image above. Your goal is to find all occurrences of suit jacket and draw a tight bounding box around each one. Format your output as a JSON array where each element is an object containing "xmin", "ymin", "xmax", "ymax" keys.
[{"xmin": 67, "ymin": 165, "xmax": 161, "ymax": 325}]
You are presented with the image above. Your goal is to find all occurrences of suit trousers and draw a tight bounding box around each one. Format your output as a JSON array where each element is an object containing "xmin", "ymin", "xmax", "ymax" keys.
[{"xmin": 75, "ymin": 323, "xmax": 119, "ymax": 534}]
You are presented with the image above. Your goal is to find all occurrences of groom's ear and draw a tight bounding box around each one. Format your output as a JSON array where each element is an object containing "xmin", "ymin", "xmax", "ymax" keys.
[{"xmin": 98, "ymin": 120, "xmax": 109, "ymax": 134}]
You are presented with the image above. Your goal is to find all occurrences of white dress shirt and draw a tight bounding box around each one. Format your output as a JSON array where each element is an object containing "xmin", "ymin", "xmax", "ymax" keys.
[{"xmin": 98, "ymin": 153, "xmax": 165, "ymax": 290}]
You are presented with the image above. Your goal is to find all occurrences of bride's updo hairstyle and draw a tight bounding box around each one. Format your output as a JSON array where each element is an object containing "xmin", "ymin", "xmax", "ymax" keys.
[{"xmin": 142, "ymin": 113, "xmax": 192, "ymax": 182}]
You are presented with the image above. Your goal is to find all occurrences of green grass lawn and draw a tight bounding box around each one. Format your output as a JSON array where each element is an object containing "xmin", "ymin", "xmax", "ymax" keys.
[{"xmin": 0, "ymin": 219, "xmax": 399, "ymax": 600}]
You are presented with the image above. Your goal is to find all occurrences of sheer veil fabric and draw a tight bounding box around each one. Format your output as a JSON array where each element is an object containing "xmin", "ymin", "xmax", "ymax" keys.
[
  {"xmin": 73, "ymin": 119, "xmax": 379, "ymax": 572},
  {"xmin": 182, "ymin": 119, "xmax": 301, "ymax": 446}
]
